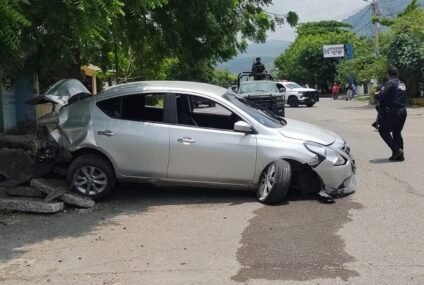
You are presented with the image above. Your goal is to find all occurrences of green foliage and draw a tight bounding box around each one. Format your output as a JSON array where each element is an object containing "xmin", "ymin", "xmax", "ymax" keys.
[
  {"xmin": 275, "ymin": 21, "xmax": 357, "ymax": 85},
  {"xmin": 384, "ymin": 7, "xmax": 424, "ymax": 97},
  {"xmin": 336, "ymin": 38, "xmax": 388, "ymax": 85},
  {"xmin": 0, "ymin": 1, "xmax": 30, "ymax": 64},
  {"xmin": 210, "ymin": 69, "xmax": 237, "ymax": 88},
  {"xmin": 2, "ymin": 0, "xmax": 298, "ymax": 88},
  {"xmin": 297, "ymin": 21, "xmax": 352, "ymax": 36}
]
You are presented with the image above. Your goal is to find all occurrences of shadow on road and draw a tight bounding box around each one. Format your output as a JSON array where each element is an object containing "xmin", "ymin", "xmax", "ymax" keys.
[
  {"xmin": 370, "ymin": 158, "xmax": 394, "ymax": 164},
  {"xmin": 0, "ymin": 184, "xmax": 255, "ymax": 265}
]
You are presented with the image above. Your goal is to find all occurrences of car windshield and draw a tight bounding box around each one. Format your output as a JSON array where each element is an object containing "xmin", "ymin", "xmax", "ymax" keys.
[
  {"xmin": 223, "ymin": 92, "xmax": 286, "ymax": 128},
  {"xmin": 238, "ymin": 81, "xmax": 279, "ymax": 94},
  {"xmin": 284, "ymin": 82, "xmax": 303, "ymax": 89}
]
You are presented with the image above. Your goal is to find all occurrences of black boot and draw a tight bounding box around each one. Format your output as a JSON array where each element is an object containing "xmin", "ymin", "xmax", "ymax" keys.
[{"xmin": 390, "ymin": 149, "xmax": 404, "ymax": 161}]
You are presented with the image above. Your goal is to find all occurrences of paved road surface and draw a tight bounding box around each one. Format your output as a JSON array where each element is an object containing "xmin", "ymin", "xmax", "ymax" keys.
[{"xmin": 1, "ymin": 98, "xmax": 424, "ymax": 284}]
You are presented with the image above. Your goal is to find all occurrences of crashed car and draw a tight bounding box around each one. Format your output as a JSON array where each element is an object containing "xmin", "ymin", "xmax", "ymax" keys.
[{"xmin": 31, "ymin": 79, "xmax": 356, "ymax": 203}]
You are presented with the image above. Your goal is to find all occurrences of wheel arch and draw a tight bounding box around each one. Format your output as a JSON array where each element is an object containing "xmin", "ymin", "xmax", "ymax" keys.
[{"xmin": 71, "ymin": 147, "xmax": 118, "ymax": 178}]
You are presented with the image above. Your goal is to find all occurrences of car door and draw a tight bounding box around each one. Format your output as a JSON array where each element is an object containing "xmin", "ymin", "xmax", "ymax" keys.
[
  {"xmin": 92, "ymin": 93, "xmax": 170, "ymax": 178},
  {"xmin": 166, "ymin": 94, "xmax": 257, "ymax": 186}
]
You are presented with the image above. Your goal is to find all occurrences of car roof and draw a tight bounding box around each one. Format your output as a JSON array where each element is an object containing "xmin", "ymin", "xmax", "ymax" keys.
[{"xmin": 99, "ymin": 81, "xmax": 228, "ymax": 99}]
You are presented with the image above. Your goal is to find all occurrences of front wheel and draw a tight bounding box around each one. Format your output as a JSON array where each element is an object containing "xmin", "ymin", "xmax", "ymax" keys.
[
  {"xmin": 257, "ymin": 160, "xmax": 292, "ymax": 204},
  {"xmin": 67, "ymin": 154, "xmax": 116, "ymax": 200},
  {"xmin": 288, "ymin": 96, "xmax": 299, "ymax": 107}
]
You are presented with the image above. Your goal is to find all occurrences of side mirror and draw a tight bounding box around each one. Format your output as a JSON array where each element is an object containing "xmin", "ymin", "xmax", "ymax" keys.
[
  {"xmin": 234, "ymin": 121, "xmax": 253, "ymax": 133},
  {"xmin": 279, "ymin": 87, "xmax": 286, "ymax": 92}
]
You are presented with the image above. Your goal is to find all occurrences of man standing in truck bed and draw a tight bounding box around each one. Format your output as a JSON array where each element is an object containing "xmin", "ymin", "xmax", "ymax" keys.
[{"xmin": 252, "ymin": 57, "xmax": 266, "ymax": 80}]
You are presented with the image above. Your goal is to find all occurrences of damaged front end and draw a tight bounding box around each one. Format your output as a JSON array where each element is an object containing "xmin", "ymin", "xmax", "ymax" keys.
[{"xmin": 28, "ymin": 79, "xmax": 92, "ymax": 163}]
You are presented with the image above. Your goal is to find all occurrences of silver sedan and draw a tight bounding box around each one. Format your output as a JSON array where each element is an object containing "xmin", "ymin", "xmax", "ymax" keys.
[{"xmin": 37, "ymin": 80, "xmax": 356, "ymax": 203}]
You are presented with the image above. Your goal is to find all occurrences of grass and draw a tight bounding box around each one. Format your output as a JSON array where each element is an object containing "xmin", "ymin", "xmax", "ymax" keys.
[{"xmin": 353, "ymin": 95, "xmax": 372, "ymax": 102}]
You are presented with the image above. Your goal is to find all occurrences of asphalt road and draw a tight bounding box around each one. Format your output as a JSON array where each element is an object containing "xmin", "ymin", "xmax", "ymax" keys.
[{"xmin": 1, "ymin": 98, "xmax": 424, "ymax": 284}]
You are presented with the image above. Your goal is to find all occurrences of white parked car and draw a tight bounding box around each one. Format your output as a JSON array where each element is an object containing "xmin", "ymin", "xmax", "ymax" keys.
[{"xmin": 276, "ymin": 81, "xmax": 319, "ymax": 107}]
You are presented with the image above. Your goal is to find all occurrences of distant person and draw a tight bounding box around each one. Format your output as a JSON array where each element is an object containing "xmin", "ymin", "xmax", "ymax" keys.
[
  {"xmin": 346, "ymin": 82, "xmax": 354, "ymax": 101},
  {"xmin": 251, "ymin": 57, "xmax": 266, "ymax": 80},
  {"xmin": 375, "ymin": 66, "xmax": 407, "ymax": 162},
  {"xmin": 331, "ymin": 82, "xmax": 339, "ymax": 100}
]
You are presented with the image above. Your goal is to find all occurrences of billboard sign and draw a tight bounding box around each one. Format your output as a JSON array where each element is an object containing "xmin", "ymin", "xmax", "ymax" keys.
[{"xmin": 323, "ymin": 44, "xmax": 345, "ymax": 58}]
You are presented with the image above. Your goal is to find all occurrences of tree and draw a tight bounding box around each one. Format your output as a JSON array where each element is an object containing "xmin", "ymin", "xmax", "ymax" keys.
[
  {"xmin": 0, "ymin": 1, "xmax": 30, "ymax": 66},
  {"xmin": 275, "ymin": 21, "xmax": 356, "ymax": 87},
  {"xmin": 2, "ymin": 0, "xmax": 298, "ymax": 88},
  {"xmin": 372, "ymin": 0, "xmax": 424, "ymax": 97},
  {"xmin": 336, "ymin": 38, "xmax": 388, "ymax": 86}
]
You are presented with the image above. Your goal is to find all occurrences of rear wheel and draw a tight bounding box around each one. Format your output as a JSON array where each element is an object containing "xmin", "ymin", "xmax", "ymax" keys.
[
  {"xmin": 67, "ymin": 154, "xmax": 116, "ymax": 200},
  {"xmin": 288, "ymin": 96, "xmax": 299, "ymax": 107},
  {"xmin": 257, "ymin": 160, "xmax": 292, "ymax": 204}
]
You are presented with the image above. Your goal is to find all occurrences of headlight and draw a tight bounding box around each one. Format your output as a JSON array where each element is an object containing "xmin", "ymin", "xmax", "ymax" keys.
[
  {"xmin": 304, "ymin": 142, "xmax": 347, "ymax": 166},
  {"xmin": 326, "ymin": 148, "xmax": 347, "ymax": 166},
  {"xmin": 304, "ymin": 142, "xmax": 326, "ymax": 166}
]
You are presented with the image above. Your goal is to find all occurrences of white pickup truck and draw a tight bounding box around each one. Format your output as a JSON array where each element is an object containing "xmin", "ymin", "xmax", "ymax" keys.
[{"xmin": 276, "ymin": 81, "xmax": 319, "ymax": 107}]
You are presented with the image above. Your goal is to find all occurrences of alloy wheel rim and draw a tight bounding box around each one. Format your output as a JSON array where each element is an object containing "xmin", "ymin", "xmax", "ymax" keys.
[
  {"xmin": 259, "ymin": 163, "xmax": 276, "ymax": 198},
  {"xmin": 74, "ymin": 166, "xmax": 108, "ymax": 196}
]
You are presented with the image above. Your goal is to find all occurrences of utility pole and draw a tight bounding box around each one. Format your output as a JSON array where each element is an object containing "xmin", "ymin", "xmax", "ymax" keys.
[{"xmin": 371, "ymin": 0, "xmax": 381, "ymax": 56}]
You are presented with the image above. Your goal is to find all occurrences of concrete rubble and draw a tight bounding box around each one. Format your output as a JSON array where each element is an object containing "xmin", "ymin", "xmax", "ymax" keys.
[
  {"xmin": 0, "ymin": 197, "xmax": 64, "ymax": 213},
  {"xmin": 6, "ymin": 186, "xmax": 44, "ymax": 198},
  {"xmin": 0, "ymin": 144, "xmax": 95, "ymax": 214}
]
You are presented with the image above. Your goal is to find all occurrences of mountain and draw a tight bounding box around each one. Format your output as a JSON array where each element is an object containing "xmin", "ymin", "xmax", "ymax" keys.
[
  {"xmin": 344, "ymin": 0, "xmax": 424, "ymax": 36},
  {"xmin": 217, "ymin": 40, "xmax": 291, "ymax": 74}
]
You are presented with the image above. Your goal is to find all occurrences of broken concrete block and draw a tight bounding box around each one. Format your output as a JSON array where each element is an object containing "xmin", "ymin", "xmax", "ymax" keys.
[
  {"xmin": 44, "ymin": 188, "xmax": 67, "ymax": 203},
  {"xmin": 0, "ymin": 148, "xmax": 32, "ymax": 180},
  {"xmin": 0, "ymin": 162, "xmax": 53, "ymax": 188},
  {"xmin": 0, "ymin": 197, "xmax": 64, "ymax": 213},
  {"xmin": 31, "ymin": 178, "xmax": 68, "ymax": 194},
  {"xmin": 6, "ymin": 186, "xmax": 44, "ymax": 198},
  {"xmin": 0, "ymin": 134, "xmax": 37, "ymax": 151},
  {"xmin": 61, "ymin": 192, "xmax": 95, "ymax": 208}
]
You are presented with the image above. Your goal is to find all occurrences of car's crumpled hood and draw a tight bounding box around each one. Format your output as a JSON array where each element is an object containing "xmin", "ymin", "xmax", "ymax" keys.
[
  {"xmin": 27, "ymin": 79, "xmax": 91, "ymax": 109},
  {"xmin": 279, "ymin": 118, "xmax": 336, "ymax": 145}
]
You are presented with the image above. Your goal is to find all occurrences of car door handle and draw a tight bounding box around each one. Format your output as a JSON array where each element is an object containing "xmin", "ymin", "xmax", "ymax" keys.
[
  {"xmin": 177, "ymin": 137, "xmax": 196, "ymax": 145},
  {"xmin": 97, "ymin": 130, "xmax": 115, "ymax": 137}
]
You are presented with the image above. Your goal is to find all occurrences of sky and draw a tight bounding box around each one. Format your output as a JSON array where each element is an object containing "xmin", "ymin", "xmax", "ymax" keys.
[{"xmin": 267, "ymin": 0, "xmax": 369, "ymax": 41}]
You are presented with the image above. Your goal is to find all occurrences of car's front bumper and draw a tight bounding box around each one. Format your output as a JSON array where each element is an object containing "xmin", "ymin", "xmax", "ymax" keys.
[
  {"xmin": 299, "ymin": 97, "xmax": 316, "ymax": 105},
  {"xmin": 313, "ymin": 146, "xmax": 356, "ymax": 197}
]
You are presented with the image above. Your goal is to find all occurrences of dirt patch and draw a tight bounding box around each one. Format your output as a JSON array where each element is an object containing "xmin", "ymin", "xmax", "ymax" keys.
[{"xmin": 232, "ymin": 196, "xmax": 363, "ymax": 282}]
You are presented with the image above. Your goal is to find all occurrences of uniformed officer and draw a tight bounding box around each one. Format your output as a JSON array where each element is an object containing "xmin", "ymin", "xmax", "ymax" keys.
[
  {"xmin": 375, "ymin": 66, "xmax": 407, "ymax": 161},
  {"xmin": 251, "ymin": 57, "xmax": 266, "ymax": 80}
]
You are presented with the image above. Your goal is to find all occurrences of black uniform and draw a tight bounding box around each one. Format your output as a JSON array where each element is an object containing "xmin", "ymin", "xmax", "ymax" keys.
[
  {"xmin": 376, "ymin": 77, "xmax": 407, "ymax": 157},
  {"xmin": 251, "ymin": 62, "xmax": 266, "ymax": 80}
]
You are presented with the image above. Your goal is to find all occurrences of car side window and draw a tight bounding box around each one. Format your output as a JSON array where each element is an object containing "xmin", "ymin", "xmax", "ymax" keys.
[
  {"xmin": 97, "ymin": 97, "xmax": 122, "ymax": 119},
  {"xmin": 176, "ymin": 94, "xmax": 241, "ymax": 131},
  {"xmin": 96, "ymin": 93, "xmax": 165, "ymax": 123}
]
